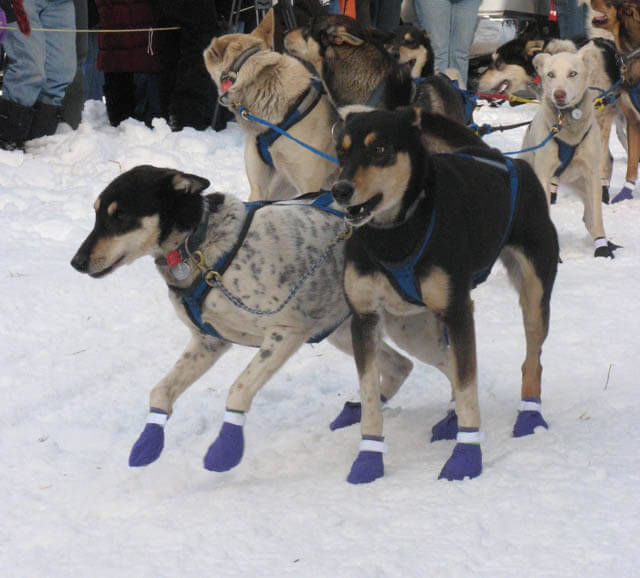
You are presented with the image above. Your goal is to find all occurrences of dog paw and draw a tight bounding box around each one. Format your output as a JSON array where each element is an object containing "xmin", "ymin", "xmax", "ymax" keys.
[
  {"xmin": 347, "ymin": 451, "xmax": 384, "ymax": 484},
  {"xmin": 203, "ymin": 422, "xmax": 244, "ymax": 472},
  {"xmin": 438, "ymin": 443, "xmax": 482, "ymax": 481},
  {"xmin": 611, "ymin": 186, "xmax": 633, "ymax": 204},
  {"xmin": 430, "ymin": 410, "xmax": 458, "ymax": 442},
  {"xmin": 513, "ymin": 410, "xmax": 548, "ymax": 437},
  {"xmin": 329, "ymin": 401, "xmax": 362, "ymax": 430},
  {"xmin": 129, "ymin": 423, "xmax": 164, "ymax": 467},
  {"xmin": 594, "ymin": 241, "xmax": 621, "ymax": 259},
  {"xmin": 602, "ymin": 184, "xmax": 610, "ymax": 204}
]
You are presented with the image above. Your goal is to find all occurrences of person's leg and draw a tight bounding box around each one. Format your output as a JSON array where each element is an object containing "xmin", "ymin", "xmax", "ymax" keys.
[
  {"xmin": 373, "ymin": 0, "xmax": 401, "ymax": 32},
  {"xmin": 449, "ymin": 0, "xmax": 480, "ymax": 88},
  {"xmin": 556, "ymin": 0, "xmax": 586, "ymax": 40},
  {"xmin": 356, "ymin": 0, "xmax": 371, "ymax": 27},
  {"xmin": 40, "ymin": 0, "xmax": 77, "ymax": 106},
  {"xmin": 2, "ymin": 0, "xmax": 47, "ymax": 107},
  {"xmin": 414, "ymin": 0, "xmax": 451, "ymax": 75}
]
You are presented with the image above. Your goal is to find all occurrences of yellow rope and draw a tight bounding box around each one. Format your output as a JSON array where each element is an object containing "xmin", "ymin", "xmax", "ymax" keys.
[{"xmin": 0, "ymin": 25, "xmax": 181, "ymax": 33}]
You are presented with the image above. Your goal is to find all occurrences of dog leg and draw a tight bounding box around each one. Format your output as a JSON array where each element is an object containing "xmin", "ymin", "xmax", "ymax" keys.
[
  {"xmin": 383, "ymin": 311, "xmax": 458, "ymax": 441},
  {"xmin": 579, "ymin": 174, "xmax": 617, "ymax": 258},
  {"xmin": 612, "ymin": 104, "xmax": 640, "ymax": 203},
  {"xmin": 203, "ymin": 327, "xmax": 308, "ymax": 472},
  {"xmin": 327, "ymin": 319, "xmax": 414, "ymax": 431},
  {"xmin": 597, "ymin": 111, "xmax": 613, "ymax": 204},
  {"xmin": 348, "ymin": 312, "xmax": 386, "ymax": 484},
  {"xmin": 503, "ymin": 248, "xmax": 552, "ymax": 437},
  {"xmin": 438, "ymin": 297, "xmax": 483, "ymax": 481},
  {"xmin": 129, "ymin": 335, "xmax": 231, "ymax": 467}
]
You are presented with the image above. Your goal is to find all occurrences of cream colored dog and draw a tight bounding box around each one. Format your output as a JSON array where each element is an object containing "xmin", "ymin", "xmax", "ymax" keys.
[
  {"xmin": 204, "ymin": 10, "xmax": 339, "ymax": 201},
  {"xmin": 520, "ymin": 45, "xmax": 617, "ymax": 258}
]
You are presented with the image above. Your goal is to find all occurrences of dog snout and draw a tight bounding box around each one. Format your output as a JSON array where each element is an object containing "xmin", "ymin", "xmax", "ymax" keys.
[
  {"xmin": 331, "ymin": 180, "xmax": 355, "ymax": 205},
  {"xmin": 71, "ymin": 249, "xmax": 89, "ymax": 273},
  {"xmin": 553, "ymin": 89, "xmax": 567, "ymax": 103}
]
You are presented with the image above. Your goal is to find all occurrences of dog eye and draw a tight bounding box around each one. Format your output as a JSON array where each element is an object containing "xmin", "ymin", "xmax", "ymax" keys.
[
  {"xmin": 547, "ymin": 71, "xmax": 555, "ymax": 78},
  {"xmin": 568, "ymin": 70, "xmax": 577, "ymax": 78}
]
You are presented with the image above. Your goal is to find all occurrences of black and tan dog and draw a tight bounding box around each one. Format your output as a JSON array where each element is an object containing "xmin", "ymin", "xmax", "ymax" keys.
[
  {"xmin": 70, "ymin": 165, "xmax": 459, "ymax": 480},
  {"xmin": 284, "ymin": 14, "xmax": 470, "ymax": 126},
  {"xmin": 330, "ymin": 107, "xmax": 559, "ymax": 483}
]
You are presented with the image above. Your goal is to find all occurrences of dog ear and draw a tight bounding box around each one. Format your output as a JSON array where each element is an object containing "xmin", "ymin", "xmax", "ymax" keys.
[
  {"xmin": 577, "ymin": 42, "xmax": 602, "ymax": 82},
  {"xmin": 171, "ymin": 172, "xmax": 210, "ymax": 195},
  {"xmin": 532, "ymin": 52, "xmax": 550, "ymax": 75},
  {"xmin": 252, "ymin": 9, "xmax": 275, "ymax": 48},
  {"xmin": 327, "ymin": 25, "xmax": 364, "ymax": 46},
  {"xmin": 337, "ymin": 104, "xmax": 375, "ymax": 120},
  {"xmin": 524, "ymin": 39, "xmax": 545, "ymax": 59}
]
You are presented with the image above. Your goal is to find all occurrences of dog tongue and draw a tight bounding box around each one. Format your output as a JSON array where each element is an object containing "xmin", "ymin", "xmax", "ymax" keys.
[{"xmin": 221, "ymin": 79, "xmax": 233, "ymax": 93}]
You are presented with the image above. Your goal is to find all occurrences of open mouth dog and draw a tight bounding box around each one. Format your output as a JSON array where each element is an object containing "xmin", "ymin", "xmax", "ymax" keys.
[{"xmin": 343, "ymin": 193, "xmax": 382, "ymax": 225}]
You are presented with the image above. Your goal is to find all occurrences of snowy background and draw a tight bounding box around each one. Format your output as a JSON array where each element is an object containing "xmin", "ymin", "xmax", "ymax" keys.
[{"xmin": 1, "ymin": 100, "xmax": 639, "ymax": 577}]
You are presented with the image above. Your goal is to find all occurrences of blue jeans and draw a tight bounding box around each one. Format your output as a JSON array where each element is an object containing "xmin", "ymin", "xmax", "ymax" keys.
[
  {"xmin": 556, "ymin": 0, "xmax": 586, "ymax": 40},
  {"xmin": 413, "ymin": 0, "xmax": 480, "ymax": 88},
  {"xmin": 3, "ymin": 0, "xmax": 77, "ymax": 107}
]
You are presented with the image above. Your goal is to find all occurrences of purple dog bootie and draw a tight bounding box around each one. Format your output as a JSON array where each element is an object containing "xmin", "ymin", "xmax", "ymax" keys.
[
  {"xmin": 330, "ymin": 401, "xmax": 362, "ymax": 430},
  {"xmin": 203, "ymin": 410, "xmax": 245, "ymax": 472},
  {"xmin": 513, "ymin": 398, "xmax": 548, "ymax": 437},
  {"xmin": 129, "ymin": 409, "xmax": 168, "ymax": 467},
  {"xmin": 347, "ymin": 437, "xmax": 386, "ymax": 484},
  {"xmin": 438, "ymin": 430, "xmax": 483, "ymax": 481},
  {"xmin": 611, "ymin": 181, "xmax": 634, "ymax": 204},
  {"xmin": 431, "ymin": 401, "xmax": 458, "ymax": 442}
]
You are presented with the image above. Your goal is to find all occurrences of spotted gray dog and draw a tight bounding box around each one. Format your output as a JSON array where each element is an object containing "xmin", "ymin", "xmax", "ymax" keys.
[{"xmin": 70, "ymin": 165, "xmax": 453, "ymax": 479}]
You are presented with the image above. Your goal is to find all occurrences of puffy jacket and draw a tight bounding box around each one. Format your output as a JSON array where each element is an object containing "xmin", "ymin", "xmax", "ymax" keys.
[{"xmin": 95, "ymin": 0, "xmax": 161, "ymax": 73}]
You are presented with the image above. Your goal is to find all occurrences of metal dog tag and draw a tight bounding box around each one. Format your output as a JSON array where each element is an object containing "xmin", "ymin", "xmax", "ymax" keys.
[
  {"xmin": 171, "ymin": 261, "xmax": 191, "ymax": 280},
  {"xmin": 571, "ymin": 108, "xmax": 582, "ymax": 120}
]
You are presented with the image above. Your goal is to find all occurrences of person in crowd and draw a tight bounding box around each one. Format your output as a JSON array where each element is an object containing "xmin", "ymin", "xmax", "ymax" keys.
[
  {"xmin": 82, "ymin": 0, "xmax": 104, "ymax": 101},
  {"xmin": 61, "ymin": 0, "xmax": 88, "ymax": 129},
  {"xmin": 556, "ymin": 0, "xmax": 586, "ymax": 40},
  {"xmin": 356, "ymin": 0, "xmax": 401, "ymax": 31},
  {"xmin": 413, "ymin": 0, "xmax": 479, "ymax": 88},
  {"xmin": 0, "ymin": 0, "xmax": 76, "ymax": 150},
  {"xmin": 152, "ymin": 0, "xmax": 226, "ymax": 131},
  {"xmin": 95, "ymin": 0, "xmax": 162, "ymax": 127}
]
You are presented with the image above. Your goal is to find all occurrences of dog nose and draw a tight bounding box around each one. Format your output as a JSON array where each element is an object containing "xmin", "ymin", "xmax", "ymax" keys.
[
  {"xmin": 331, "ymin": 180, "xmax": 354, "ymax": 205},
  {"xmin": 554, "ymin": 89, "xmax": 566, "ymax": 102},
  {"xmin": 70, "ymin": 251, "xmax": 88, "ymax": 272}
]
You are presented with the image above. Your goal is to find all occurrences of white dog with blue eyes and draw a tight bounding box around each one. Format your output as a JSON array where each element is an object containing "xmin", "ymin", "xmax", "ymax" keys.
[{"xmin": 520, "ymin": 44, "xmax": 618, "ymax": 258}]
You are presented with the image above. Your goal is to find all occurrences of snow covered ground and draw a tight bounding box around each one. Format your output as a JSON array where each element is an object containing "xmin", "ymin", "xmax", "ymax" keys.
[{"xmin": 1, "ymin": 100, "xmax": 639, "ymax": 578}]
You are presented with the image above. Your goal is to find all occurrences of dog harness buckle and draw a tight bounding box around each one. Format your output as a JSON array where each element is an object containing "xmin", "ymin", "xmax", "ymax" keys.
[
  {"xmin": 192, "ymin": 250, "xmax": 208, "ymax": 272},
  {"xmin": 204, "ymin": 270, "xmax": 222, "ymax": 287}
]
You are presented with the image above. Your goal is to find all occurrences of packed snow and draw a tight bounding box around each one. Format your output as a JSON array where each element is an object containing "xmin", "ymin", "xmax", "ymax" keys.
[{"xmin": 1, "ymin": 99, "xmax": 639, "ymax": 577}]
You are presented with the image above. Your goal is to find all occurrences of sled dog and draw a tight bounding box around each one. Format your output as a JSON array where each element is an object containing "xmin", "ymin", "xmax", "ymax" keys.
[
  {"xmin": 591, "ymin": 0, "xmax": 640, "ymax": 202},
  {"xmin": 204, "ymin": 9, "xmax": 339, "ymax": 201},
  {"xmin": 330, "ymin": 106, "xmax": 559, "ymax": 483},
  {"xmin": 520, "ymin": 46, "xmax": 618, "ymax": 257},
  {"xmin": 70, "ymin": 165, "xmax": 455, "ymax": 479}
]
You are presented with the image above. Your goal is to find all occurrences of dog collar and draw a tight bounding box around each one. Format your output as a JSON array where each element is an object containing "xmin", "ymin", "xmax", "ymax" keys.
[
  {"xmin": 156, "ymin": 200, "xmax": 211, "ymax": 280},
  {"xmin": 220, "ymin": 45, "xmax": 262, "ymax": 93}
]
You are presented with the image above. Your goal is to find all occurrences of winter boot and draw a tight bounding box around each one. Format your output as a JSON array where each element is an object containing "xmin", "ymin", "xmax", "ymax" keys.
[
  {"xmin": 28, "ymin": 101, "xmax": 61, "ymax": 140},
  {"xmin": 0, "ymin": 98, "xmax": 34, "ymax": 150}
]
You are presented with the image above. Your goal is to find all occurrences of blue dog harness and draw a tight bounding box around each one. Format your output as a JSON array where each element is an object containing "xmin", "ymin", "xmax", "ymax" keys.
[
  {"xmin": 371, "ymin": 154, "xmax": 519, "ymax": 306},
  {"xmin": 167, "ymin": 192, "xmax": 346, "ymax": 345},
  {"xmin": 552, "ymin": 126, "xmax": 592, "ymax": 179},
  {"xmin": 256, "ymin": 79, "xmax": 325, "ymax": 168}
]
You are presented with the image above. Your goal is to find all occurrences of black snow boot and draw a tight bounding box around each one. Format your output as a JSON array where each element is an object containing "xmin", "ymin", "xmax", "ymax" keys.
[
  {"xmin": 28, "ymin": 101, "xmax": 61, "ymax": 140},
  {"xmin": 0, "ymin": 98, "xmax": 34, "ymax": 150}
]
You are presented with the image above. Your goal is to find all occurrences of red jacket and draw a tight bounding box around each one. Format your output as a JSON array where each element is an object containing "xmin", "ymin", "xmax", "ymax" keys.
[{"xmin": 95, "ymin": 0, "xmax": 161, "ymax": 73}]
